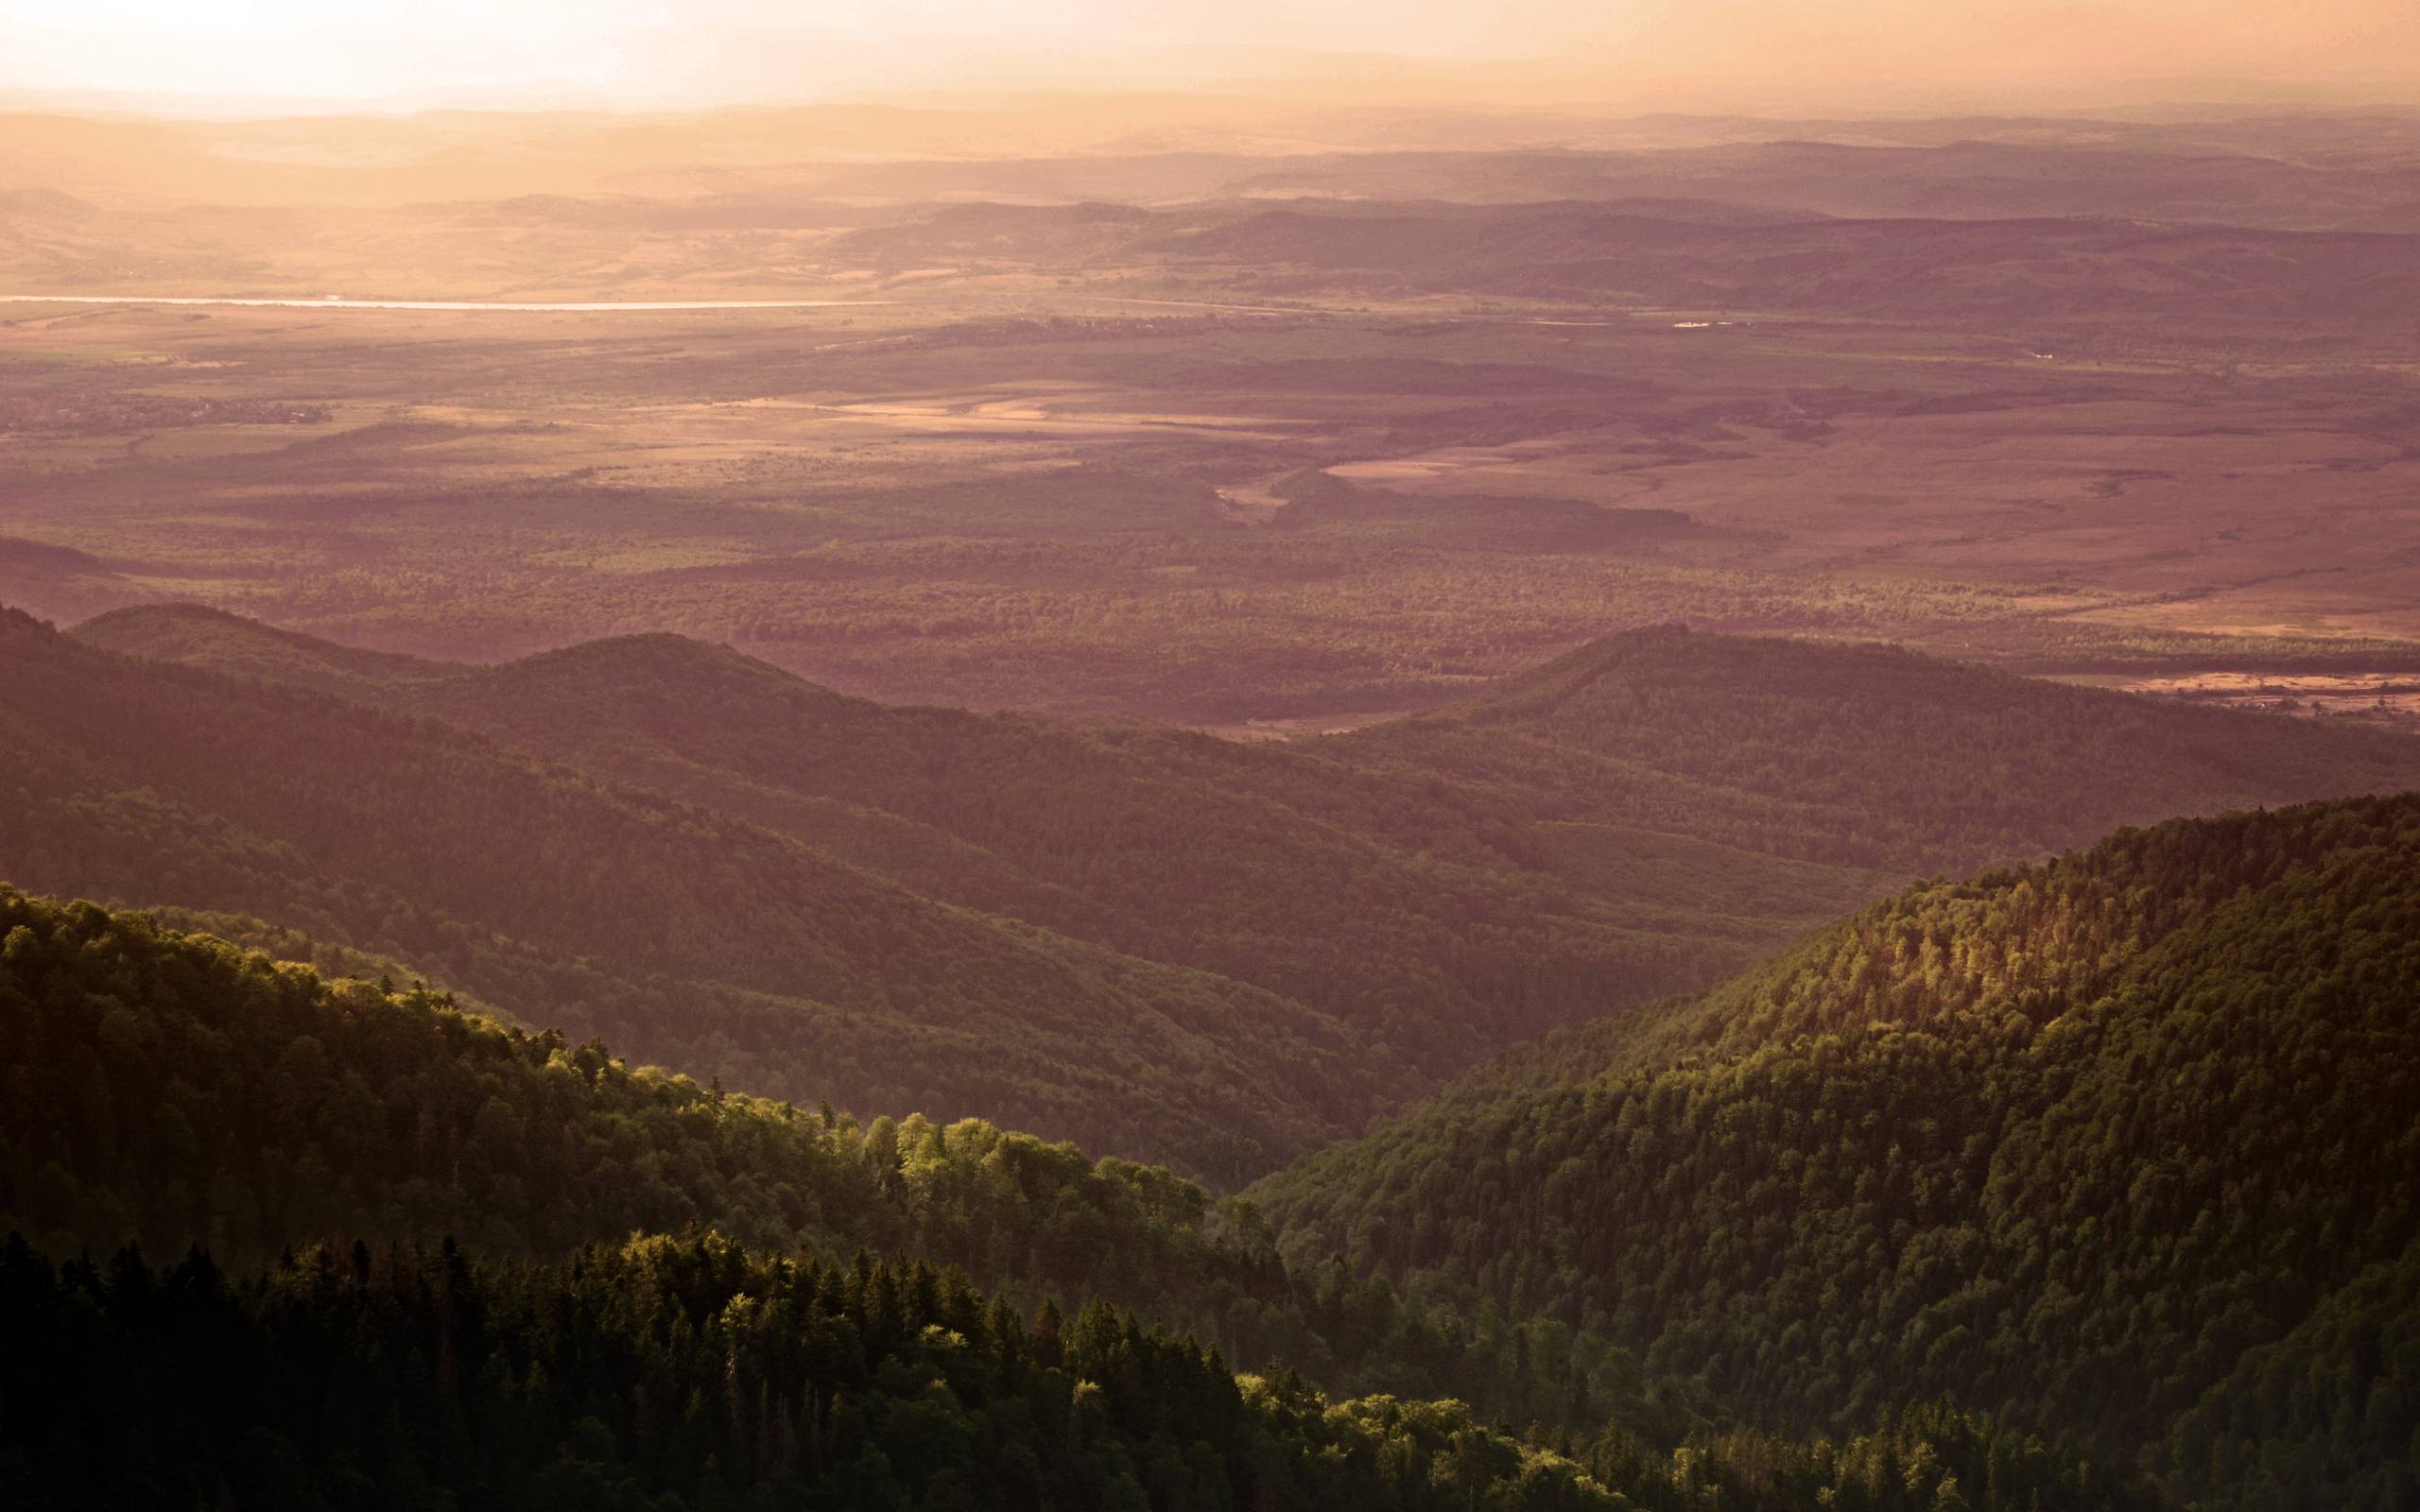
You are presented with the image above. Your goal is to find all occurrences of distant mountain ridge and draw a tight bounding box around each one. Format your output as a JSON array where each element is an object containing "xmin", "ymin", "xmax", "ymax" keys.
[
  {"xmin": 12, "ymin": 107, "xmax": 2417, "ymax": 223},
  {"xmin": 812, "ymin": 198, "xmax": 2420, "ymax": 320},
  {"xmin": 9, "ymin": 117, "xmax": 2420, "ymax": 314}
]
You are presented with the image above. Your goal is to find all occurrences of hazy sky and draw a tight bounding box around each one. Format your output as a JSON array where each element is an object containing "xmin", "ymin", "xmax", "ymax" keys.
[{"xmin": 5, "ymin": 0, "xmax": 2416, "ymax": 111}]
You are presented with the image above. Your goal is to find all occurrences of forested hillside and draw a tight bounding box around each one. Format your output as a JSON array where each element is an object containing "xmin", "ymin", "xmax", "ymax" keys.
[
  {"xmin": 1, "ymin": 1231, "xmax": 1618, "ymax": 1512},
  {"xmin": 0, "ymin": 609, "xmax": 1383, "ymax": 1180},
  {"xmin": 0, "ymin": 889, "xmax": 2166, "ymax": 1512},
  {"xmin": 0, "ymin": 885, "xmax": 1644, "ymax": 1420},
  {"xmin": 1250, "ymin": 794, "xmax": 2420, "ymax": 1511},
  {"xmin": 0, "ymin": 1234, "xmax": 2163, "ymax": 1512},
  {"xmin": 75, "ymin": 603, "xmax": 1848, "ymax": 1070},
  {"xmin": 62, "ymin": 603, "xmax": 2420, "ymax": 1148},
  {"xmin": 1334, "ymin": 626, "xmax": 2420, "ymax": 875}
]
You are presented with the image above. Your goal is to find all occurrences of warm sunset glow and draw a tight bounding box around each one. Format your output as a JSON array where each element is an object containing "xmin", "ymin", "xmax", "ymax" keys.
[
  {"xmin": 6, "ymin": 0, "xmax": 2420, "ymax": 1490},
  {"xmin": 3, "ymin": 0, "xmax": 2414, "ymax": 111}
]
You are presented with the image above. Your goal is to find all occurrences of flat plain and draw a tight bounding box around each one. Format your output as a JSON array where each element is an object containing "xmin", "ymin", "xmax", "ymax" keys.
[{"xmin": 6, "ymin": 271, "xmax": 2419, "ymax": 729}]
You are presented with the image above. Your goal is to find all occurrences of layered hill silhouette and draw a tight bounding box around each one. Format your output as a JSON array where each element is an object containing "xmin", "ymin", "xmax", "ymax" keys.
[
  {"xmin": 14, "ymin": 126, "xmax": 2420, "ymax": 320},
  {"xmin": 65, "ymin": 604, "xmax": 1789, "ymax": 1083},
  {"xmin": 1248, "ymin": 793, "xmax": 2420, "ymax": 1511},
  {"xmin": 1, "ymin": 607, "xmax": 1385, "ymax": 1181},
  {"xmin": 39, "ymin": 602, "xmax": 2420, "ymax": 1184},
  {"xmin": 1326, "ymin": 627, "xmax": 2420, "ymax": 875},
  {"xmin": 1206, "ymin": 139, "xmax": 2420, "ymax": 232},
  {"xmin": 819, "ymin": 198, "xmax": 2420, "ymax": 323},
  {"xmin": 1172, "ymin": 204, "xmax": 2420, "ymax": 320},
  {"xmin": 15, "ymin": 112, "xmax": 2416, "ymax": 227}
]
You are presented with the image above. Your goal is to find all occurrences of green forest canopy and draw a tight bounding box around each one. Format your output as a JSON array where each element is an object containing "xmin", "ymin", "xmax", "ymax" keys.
[
  {"xmin": 0, "ymin": 885, "xmax": 2166, "ymax": 1511},
  {"xmin": 1249, "ymin": 794, "xmax": 2420, "ymax": 1512}
]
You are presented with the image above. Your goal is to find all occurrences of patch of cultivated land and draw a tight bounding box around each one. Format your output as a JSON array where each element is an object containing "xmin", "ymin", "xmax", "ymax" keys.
[{"xmin": 2059, "ymin": 671, "xmax": 2420, "ymax": 733}]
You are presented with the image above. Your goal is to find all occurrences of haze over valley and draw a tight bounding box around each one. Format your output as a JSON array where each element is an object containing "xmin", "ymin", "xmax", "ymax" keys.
[{"xmin": 3, "ymin": 6, "xmax": 2419, "ymax": 1508}]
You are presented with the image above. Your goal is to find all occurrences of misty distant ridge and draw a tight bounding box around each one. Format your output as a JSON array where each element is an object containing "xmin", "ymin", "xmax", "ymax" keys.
[{"xmin": 8, "ymin": 97, "xmax": 2419, "ymax": 215}]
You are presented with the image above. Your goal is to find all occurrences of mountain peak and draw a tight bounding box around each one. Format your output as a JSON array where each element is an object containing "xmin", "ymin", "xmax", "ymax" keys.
[{"xmin": 464, "ymin": 630, "xmax": 849, "ymax": 711}]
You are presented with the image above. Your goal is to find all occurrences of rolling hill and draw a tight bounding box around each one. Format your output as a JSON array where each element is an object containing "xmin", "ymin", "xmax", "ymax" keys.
[
  {"xmin": 1247, "ymin": 793, "xmax": 2420, "ymax": 1511},
  {"xmin": 0, "ymin": 537, "xmax": 147, "ymax": 627},
  {"xmin": 0, "ymin": 606, "xmax": 1386, "ymax": 1181},
  {"xmin": 51, "ymin": 604, "xmax": 2420, "ymax": 1179},
  {"xmin": 76, "ymin": 605, "xmax": 2420, "ymax": 1074},
  {"xmin": 68, "ymin": 603, "xmax": 1805, "ymax": 1076},
  {"xmin": 0, "ymin": 883, "xmax": 1461, "ymax": 1398},
  {"xmin": 1326, "ymin": 625, "xmax": 2420, "ymax": 875}
]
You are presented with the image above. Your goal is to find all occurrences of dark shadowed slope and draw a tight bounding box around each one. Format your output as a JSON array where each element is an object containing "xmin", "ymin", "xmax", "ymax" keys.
[
  {"xmin": 72, "ymin": 605, "xmax": 2420, "ymax": 1111},
  {"xmin": 75, "ymin": 603, "xmax": 1866, "ymax": 1070},
  {"xmin": 48, "ymin": 600, "xmax": 458, "ymax": 696},
  {"xmin": 1248, "ymin": 794, "xmax": 2420, "ymax": 1512},
  {"xmin": 1333, "ymin": 624, "xmax": 2420, "ymax": 876},
  {"xmin": 0, "ymin": 607, "xmax": 1387, "ymax": 1180}
]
